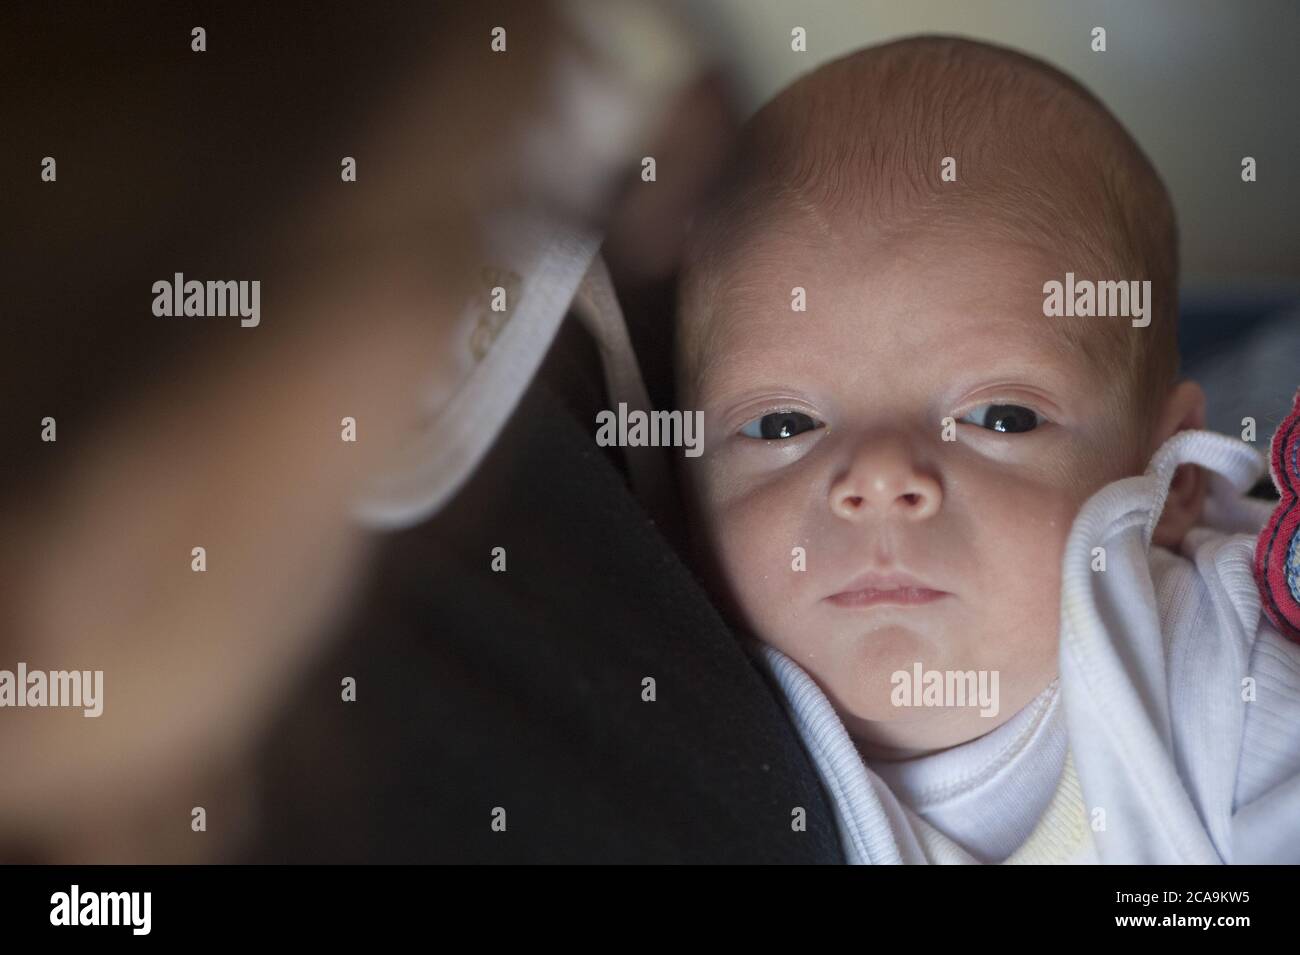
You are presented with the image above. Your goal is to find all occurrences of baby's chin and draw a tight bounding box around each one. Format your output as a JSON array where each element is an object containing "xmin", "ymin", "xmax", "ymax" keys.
[{"xmin": 792, "ymin": 622, "xmax": 986, "ymax": 722}]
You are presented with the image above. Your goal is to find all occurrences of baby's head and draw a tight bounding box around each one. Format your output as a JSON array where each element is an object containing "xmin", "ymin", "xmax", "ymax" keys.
[{"xmin": 675, "ymin": 36, "xmax": 1206, "ymax": 758}]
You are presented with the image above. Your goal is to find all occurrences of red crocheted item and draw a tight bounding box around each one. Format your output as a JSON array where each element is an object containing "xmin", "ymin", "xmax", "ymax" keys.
[{"xmin": 1255, "ymin": 387, "xmax": 1300, "ymax": 644}]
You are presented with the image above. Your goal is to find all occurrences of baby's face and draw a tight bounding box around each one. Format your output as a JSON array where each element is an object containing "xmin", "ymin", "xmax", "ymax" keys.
[{"xmin": 683, "ymin": 216, "xmax": 1145, "ymax": 758}]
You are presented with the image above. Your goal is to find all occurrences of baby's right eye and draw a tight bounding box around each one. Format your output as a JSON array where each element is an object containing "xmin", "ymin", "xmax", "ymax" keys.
[{"xmin": 739, "ymin": 411, "xmax": 823, "ymax": 440}]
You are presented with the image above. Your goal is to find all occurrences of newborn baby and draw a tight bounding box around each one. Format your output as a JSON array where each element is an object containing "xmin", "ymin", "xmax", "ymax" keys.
[{"xmin": 674, "ymin": 36, "xmax": 1300, "ymax": 863}]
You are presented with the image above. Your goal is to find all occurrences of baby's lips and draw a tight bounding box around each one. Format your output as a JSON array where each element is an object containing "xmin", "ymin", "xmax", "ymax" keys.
[
  {"xmin": 825, "ymin": 568, "xmax": 949, "ymax": 602},
  {"xmin": 825, "ymin": 586, "xmax": 949, "ymax": 609}
]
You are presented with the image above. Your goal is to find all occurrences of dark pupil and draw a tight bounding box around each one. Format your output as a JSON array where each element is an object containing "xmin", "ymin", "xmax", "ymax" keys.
[
  {"xmin": 985, "ymin": 404, "xmax": 1034, "ymax": 433},
  {"xmin": 762, "ymin": 412, "xmax": 810, "ymax": 439}
]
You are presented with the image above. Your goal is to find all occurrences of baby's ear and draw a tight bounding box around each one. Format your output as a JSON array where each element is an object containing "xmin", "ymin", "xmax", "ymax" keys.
[{"xmin": 1151, "ymin": 380, "xmax": 1208, "ymax": 550}]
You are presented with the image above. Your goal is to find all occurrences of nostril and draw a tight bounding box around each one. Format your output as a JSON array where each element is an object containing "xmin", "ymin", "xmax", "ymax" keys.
[
  {"xmin": 844, "ymin": 495, "xmax": 864, "ymax": 509},
  {"xmin": 901, "ymin": 493, "xmax": 920, "ymax": 506}
]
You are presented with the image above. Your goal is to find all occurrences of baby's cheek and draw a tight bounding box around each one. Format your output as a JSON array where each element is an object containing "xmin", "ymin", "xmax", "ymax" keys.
[
  {"xmin": 1014, "ymin": 510, "xmax": 1073, "ymax": 603},
  {"xmin": 964, "ymin": 473, "xmax": 1079, "ymax": 653},
  {"xmin": 970, "ymin": 457, "xmax": 1084, "ymax": 557},
  {"xmin": 711, "ymin": 482, "xmax": 806, "ymax": 630}
]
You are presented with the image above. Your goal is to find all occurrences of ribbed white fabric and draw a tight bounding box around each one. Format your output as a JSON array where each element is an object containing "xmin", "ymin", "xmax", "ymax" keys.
[
  {"xmin": 759, "ymin": 646, "xmax": 1095, "ymax": 864},
  {"xmin": 760, "ymin": 429, "xmax": 1300, "ymax": 864},
  {"xmin": 868, "ymin": 676, "xmax": 1067, "ymax": 863},
  {"xmin": 1058, "ymin": 429, "xmax": 1300, "ymax": 863}
]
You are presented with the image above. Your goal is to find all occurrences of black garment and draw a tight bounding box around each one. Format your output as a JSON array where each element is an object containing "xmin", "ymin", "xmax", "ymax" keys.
[{"xmin": 240, "ymin": 315, "xmax": 845, "ymax": 863}]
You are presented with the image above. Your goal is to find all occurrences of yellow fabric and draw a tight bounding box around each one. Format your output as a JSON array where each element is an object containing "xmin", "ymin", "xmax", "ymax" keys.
[{"xmin": 903, "ymin": 749, "xmax": 1095, "ymax": 864}]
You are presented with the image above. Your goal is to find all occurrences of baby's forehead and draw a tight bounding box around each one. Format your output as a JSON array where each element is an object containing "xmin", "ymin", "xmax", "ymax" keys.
[
  {"xmin": 699, "ymin": 205, "xmax": 1063, "ymax": 323},
  {"xmin": 687, "ymin": 217, "xmax": 1125, "ymax": 396}
]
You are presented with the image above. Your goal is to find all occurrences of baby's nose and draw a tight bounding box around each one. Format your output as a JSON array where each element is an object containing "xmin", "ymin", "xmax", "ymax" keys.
[{"xmin": 829, "ymin": 444, "xmax": 941, "ymax": 521}]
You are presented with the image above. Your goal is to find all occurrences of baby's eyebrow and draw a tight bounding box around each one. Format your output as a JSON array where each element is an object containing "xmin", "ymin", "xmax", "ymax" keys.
[
  {"xmin": 695, "ymin": 344, "xmax": 1092, "ymax": 417},
  {"xmin": 693, "ymin": 353, "xmax": 804, "ymax": 410}
]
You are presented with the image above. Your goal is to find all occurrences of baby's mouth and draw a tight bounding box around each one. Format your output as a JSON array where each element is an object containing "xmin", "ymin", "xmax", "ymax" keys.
[
  {"xmin": 824, "ymin": 570, "xmax": 950, "ymax": 608},
  {"xmin": 826, "ymin": 587, "xmax": 947, "ymax": 608}
]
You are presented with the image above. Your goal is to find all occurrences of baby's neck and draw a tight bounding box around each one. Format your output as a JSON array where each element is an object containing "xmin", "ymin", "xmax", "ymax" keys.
[{"xmin": 845, "ymin": 677, "xmax": 1060, "ymax": 764}]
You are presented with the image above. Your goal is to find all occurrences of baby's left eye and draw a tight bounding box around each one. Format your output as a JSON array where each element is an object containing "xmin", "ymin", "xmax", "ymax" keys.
[
  {"xmin": 959, "ymin": 403, "xmax": 1042, "ymax": 433},
  {"xmin": 739, "ymin": 410, "xmax": 822, "ymax": 440}
]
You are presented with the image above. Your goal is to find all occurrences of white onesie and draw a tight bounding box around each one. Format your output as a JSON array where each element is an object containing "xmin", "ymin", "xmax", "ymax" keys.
[{"xmin": 758, "ymin": 429, "xmax": 1300, "ymax": 864}]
